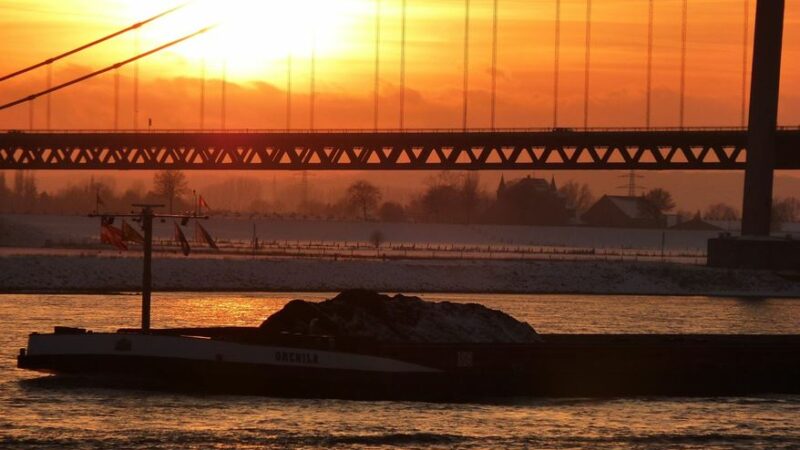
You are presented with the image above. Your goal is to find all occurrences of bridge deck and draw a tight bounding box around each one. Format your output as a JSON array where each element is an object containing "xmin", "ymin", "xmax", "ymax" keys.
[{"xmin": 2, "ymin": 129, "xmax": 799, "ymax": 170}]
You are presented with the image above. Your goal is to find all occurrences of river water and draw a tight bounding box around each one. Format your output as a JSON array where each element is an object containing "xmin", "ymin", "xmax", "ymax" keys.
[{"xmin": 1, "ymin": 292, "xmax": 799, "ymax": 449}]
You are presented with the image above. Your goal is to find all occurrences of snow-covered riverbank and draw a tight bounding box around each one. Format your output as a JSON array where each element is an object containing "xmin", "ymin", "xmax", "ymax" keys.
[
  {"xmin": 1, "ymin": 254, "xmax": 798, "ymax": 297},
  {"xmin": 0, "ymin": 213, "xmax": 735, "ymax": 251}
]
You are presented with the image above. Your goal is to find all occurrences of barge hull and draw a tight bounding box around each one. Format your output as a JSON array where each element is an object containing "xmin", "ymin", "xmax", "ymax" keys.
[{"xmin": 18, "ymin": 333, "xmax": 800, "ymax": 399}]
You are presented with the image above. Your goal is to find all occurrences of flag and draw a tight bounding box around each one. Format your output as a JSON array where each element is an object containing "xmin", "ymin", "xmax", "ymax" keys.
[
  {"xmin": 196, "ymin": 222, "xmax": 219, "ymax": 250},
  {"xmin": 100, "ymin": 218, "xmax": 127, "ymax": 251},
  {"xmin": 174, "ymin": 222, "xmax": 191, "ymax": 256},
  {"xmin": 121, "ymin": 220, "xmax": 144, "ymax": 244},
  {"xmin": 199, "ymin": 195, "xmax": 210, "ymax": 211}
]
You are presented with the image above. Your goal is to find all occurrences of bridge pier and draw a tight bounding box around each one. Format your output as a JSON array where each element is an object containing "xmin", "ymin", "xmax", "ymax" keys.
[
  {"xmin": 709, "ymin": 0, "xmax": 796, "ymax": 270},
  {"xmin": 741, "ymin": 0, "xmax": 784, "ymax": 235}
]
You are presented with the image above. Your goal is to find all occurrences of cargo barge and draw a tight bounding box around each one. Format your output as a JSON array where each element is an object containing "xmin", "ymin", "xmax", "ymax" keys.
[
  {"xmin": 18, "ymin": 326, "xmax": 800, "ymax": 400},
  {"xmin": 16, "ymin": 207, "xmax": 800, "ymax": 400}
]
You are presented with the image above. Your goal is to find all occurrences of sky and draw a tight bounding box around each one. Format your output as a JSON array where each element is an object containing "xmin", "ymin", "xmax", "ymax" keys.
[{"xmin": 0, "ymin": 0, "xmax": 799, "ymax": 211}]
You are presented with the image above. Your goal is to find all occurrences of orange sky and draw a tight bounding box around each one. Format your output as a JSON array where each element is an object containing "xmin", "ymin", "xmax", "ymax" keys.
[
  {"xmin": 1, "ymin": 0, "xmax": 799, "ymax": 213},
  {"xmin": 1, "ymin": 0, "xmax": 799, "ymax": 130}
]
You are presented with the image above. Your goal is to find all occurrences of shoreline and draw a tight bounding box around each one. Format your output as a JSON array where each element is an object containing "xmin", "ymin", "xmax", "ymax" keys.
[
  {"xmin": 2, "ymin": 253, "xmax": 799, "ymax": 298},
  {"xmin": 4, "ymin": 287, "xmax": 800, "ymax": 299},
  {"xmin": 6, "ymin": 288, "xmax": 800, "ymax": 300}
]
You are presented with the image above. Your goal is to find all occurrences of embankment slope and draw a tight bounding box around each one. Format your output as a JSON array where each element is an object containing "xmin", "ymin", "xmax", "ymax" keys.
[{"xmin": 1, "ymin": 254, "xmax": 798, "ymax": 297}]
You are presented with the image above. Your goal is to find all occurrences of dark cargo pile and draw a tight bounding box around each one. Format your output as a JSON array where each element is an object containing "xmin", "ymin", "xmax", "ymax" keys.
[{"xmin": 259, "ymin": 290, "xmax": 539, "ymax": 343}]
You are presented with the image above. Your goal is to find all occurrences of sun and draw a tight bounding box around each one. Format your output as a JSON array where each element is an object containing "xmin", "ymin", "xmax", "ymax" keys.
[{"xmin": 123, "ymin": 0, "xmax": 369, "ymax": 81}]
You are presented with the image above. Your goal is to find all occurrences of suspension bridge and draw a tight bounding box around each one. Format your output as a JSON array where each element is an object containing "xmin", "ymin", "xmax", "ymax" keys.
[
  {"xmin": 0, "ymin": 0, "xmax": 795, "ymax": 238},
  {"xmin": 2, "ymin": 127, "xmax": 799, "ymax": 171}
]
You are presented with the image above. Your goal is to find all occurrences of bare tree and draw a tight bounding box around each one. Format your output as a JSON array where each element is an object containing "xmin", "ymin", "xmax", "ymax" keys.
[
  {"xmin": 772, "ymin": 197, "xmax": 800, "ymax": 232},
  {"xmin": 419, "ymin": 184, "xmax": 461, "ymax": 223},
  {"xmin": 704, "ymin": 203, "xmax": 739, "ymax": 221},
  {"xmin": 378, "ymin": 201, "xmax": 406, "ymax": 222},
  {"xmin": 558, "ymin": 180, "xmax": 595, "ymax": 214},
  {"xmin": 369, "ymin": 229, "xmax": 385, "ymax": 248},
  {"xmin": 345, "ymin": 180, "xmax": 382, "ymax": 221},
  {"xmin": 643, "ymin": 188, "xmax": 676, "ymax": 213},
  {"xmin": 21, "ymin": 172, "xmax": 38, "ymax": 212},
  {"xmin": 460, "ymin": 173, "xmax": 481, "ymax": 224},
  {"xmin": 153, "ymin": 170, "xmax": 189, "ymax": 213}
]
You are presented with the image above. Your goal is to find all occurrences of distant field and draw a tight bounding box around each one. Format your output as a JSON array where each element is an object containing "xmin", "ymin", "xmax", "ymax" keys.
[
  {"xmin": 1, "ymin": 213, "xmax": 737, "ymax": 252},
  {"xmin": 3, "ymin": 214, "xmax": 799, "ymax": 297}
]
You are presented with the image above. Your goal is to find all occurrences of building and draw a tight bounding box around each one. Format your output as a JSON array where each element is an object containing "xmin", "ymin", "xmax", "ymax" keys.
[
  {"xmin": 581, "ymin": 195, "xmax": 664, "ymax": 228},
  {"xmin": 491, "ymin": 175, "xmax": 571, "ymax": 226},
  {"xmin": 670, "ymin": 212, "xmax": 723, "ymax": 231}
]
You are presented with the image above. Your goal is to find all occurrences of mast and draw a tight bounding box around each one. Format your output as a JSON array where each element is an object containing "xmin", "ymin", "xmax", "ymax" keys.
[
  {"xmin": 141, "ymin": 205, "xmax": 154, "ymax": 330},
  {"xmin": 93, "ymin": 204, "xmax": 208, "ymax": 331}
]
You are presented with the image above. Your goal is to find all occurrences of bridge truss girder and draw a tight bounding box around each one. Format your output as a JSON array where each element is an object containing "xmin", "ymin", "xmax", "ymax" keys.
[{"xmin": 1, "ymin": 130, "xmax": 798, "ymax": 170}]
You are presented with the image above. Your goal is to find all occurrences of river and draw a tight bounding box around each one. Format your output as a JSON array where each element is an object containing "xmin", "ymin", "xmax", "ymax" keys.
[{"xmin": 1, "ymin": 292, "xmax": 799, "ymax": 449}]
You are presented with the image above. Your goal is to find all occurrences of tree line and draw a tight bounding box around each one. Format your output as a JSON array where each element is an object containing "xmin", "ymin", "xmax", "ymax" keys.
[
  {"xmin": 1, "ymin": 170, "xmax": 798, "ymax": 230},
  {"xmin": 0, "ymin": 170, "xmax": 193, "ymax": 215}
]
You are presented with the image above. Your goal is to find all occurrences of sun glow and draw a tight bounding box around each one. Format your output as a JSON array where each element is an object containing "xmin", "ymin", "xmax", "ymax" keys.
[{"xmin": 124, "ymin": 0, "xmax": 369, "ymax": 80}]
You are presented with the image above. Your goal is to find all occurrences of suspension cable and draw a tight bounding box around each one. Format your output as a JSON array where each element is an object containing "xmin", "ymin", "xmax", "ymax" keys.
[
  {"xmin": 741, "ymin": 0, "xmax": 749, "ymax": 127},
  {"xmin": 583, "ymin": 0, "xmax": 592, "ymax": 129},
  {"xmin": 46, "ymin": 64, "xmax": 53, "ymax": 129},
  {"xmin": 0, "ymin": 25, "xmax": 216, "ymax": 112},
  {"xmin": 399, "ymin": 0, "xmax": 407, "ymax": 130},
  {"xmin": 221, "ymin": 60, "xmax": 227, "ymax": 130},
  {"xmin": 28, "ymin": 99, "xmax": 34, "ymax": 130},
  {"xmin": 286, "ymin": 53, "xmax": 293, "ymax": 130},
  {"xmin": 646, "ymin": 0, "xmax": 654, "ymax": 128},
  {"xmin": 199, "ymin": 58, "xmax": 206, "ymax": 129},
  {"xmin": 490, "ymin": 0, "xmax": 499, "ymax": 130},
  {"xmin": 374, "ymin": 0, "xmax": 382, "ymax": 131},
  {"xmin": 0, "ymin": 2, "xmax": 191, "ymax": 83},
  {"xmin": 553, "ymin": 0, "xmax": 561, "ymax": 128},
  {"xmin": 462, "ymin": 0, "xmax": 470, "ymax": 131},
  {"xmin": 679, "ymin": 0, "xmax": 687, "ymax": 128},
  {"xmin": 114, "ymin": 68, "xmax": 120, "ymax": 130},
  {"xmin": 310, "ymin": 29, "xmax": 317, "ymax": 130},
  {"xmin": 636, "ymin": 0, "xmax": 655, "ymax": 198},
  {"xmin": 133, "ymin": 29, "xmax": 140, "ymax": 130}
]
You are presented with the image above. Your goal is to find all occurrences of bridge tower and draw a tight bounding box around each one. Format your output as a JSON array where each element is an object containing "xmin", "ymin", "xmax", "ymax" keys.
[
  {"xmin": 741, "ymin": 0, "xmax": 784, "ymax": 235},
  {"xmin": 709, "ymin": 0, "xmax": 799, "ymax": 269}
]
